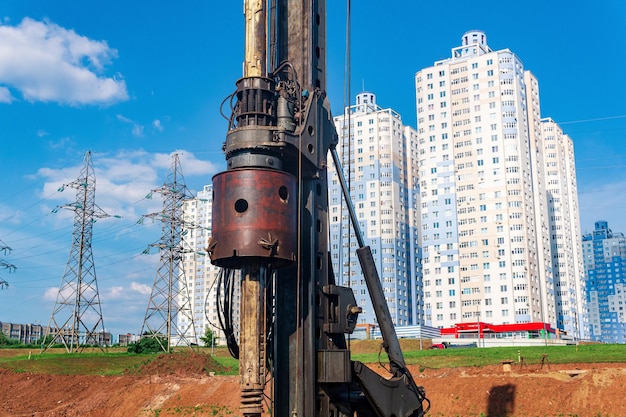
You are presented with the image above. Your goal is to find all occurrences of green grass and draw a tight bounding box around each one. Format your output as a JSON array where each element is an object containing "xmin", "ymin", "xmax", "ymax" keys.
[
  {"xmin": 210, "ymin": 355, "xmax": 239, "ymax": 373},
  {"xmin": 352, "ymin": 343, "xmax": 626, "ymax": 369},
  {"xmin": 141, "ymin": 404, "xmax": 236, "ymax": 416},
  {"xmin": 0, "ymin": 351, "xmax": 156, "ymax": 375},
  {"xmin": 0, "ymin": 348, "xmax": 240, "ymax": 376},
  {"xmin": 1, "ymin": 342, "xmax": 625, "ymax": 376}
]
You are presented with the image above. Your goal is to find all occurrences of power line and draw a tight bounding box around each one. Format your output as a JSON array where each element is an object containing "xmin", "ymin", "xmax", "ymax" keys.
[
  {"xmin": 0, "ymin": 156, "xmax": 82, "ymax": 207},
  {"xmin": 560, "ymin": 114, "xmax": 626, "ymax": 125}
]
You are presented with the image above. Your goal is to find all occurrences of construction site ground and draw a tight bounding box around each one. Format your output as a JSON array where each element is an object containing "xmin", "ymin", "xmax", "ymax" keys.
[{"xmin": 1, "ymin": 347, "xmax": 625, "ymax": 417}]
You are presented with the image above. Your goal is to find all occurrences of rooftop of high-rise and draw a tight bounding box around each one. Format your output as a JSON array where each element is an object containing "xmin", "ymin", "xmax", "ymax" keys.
[
  {"xmin": 582, "ymin": 220, "xmax": 625, "ymax": 241},
  {"xmin": 431, "ymin": 30, "xmax": 516, "ymax": 66}
]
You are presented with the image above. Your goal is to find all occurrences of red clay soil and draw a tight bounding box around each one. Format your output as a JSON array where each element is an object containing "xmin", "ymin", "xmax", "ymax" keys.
[{"xmin": 1, "ymin": 353, "xmax": 625, "ymax": 417}]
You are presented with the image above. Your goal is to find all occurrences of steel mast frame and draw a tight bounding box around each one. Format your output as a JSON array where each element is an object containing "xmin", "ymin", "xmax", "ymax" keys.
[
  {"xmin": 43, "ymin": 151, "xmax": 108, "ymax": 353},
  {"xmin": 141, "ymin": 153, "xmax": 198, "ymax": 352}
]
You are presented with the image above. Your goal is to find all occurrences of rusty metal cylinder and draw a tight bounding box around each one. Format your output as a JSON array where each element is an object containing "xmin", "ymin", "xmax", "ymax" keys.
[{"xmin": 210, "ymin": 168, "xmax": 297, "ymax": 269}]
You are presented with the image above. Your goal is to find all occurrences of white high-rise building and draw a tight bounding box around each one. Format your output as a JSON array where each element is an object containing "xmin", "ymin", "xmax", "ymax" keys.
[
  {"xmin": 330, "ymin": 92, "xmax": 422, "ymax": 326},
  {"xmin": 415, "ymin": 31, "xmax": 585, "ymax": 337},
  {"xmin": 178, "ymin": 184, "xmax": 229, "ymax": 346},
  {"xmin": 541, "ymin": 118, "xmax": 587, "ymax": 338}
]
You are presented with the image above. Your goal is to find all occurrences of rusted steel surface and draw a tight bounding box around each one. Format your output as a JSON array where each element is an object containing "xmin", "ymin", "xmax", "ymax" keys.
[
  {"xmin": 210, "ymin": 168, "xmax": 297, "ymax": 269},
  {"xmin": 239, "ymin": 270, "xmax": 265, "ymax": 417}
]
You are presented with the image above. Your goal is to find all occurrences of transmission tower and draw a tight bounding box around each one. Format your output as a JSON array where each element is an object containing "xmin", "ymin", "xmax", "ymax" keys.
[
  {"xmin": 140, "ymin": 153, "xmax": 198, "ymax": 352},
  {"xmin": 42, "ymin": 151, "xmax": 108, "ymax": 353},
  {"xmin": 0, "ymin": 239, "xmax": 16, "ymax": 290}
]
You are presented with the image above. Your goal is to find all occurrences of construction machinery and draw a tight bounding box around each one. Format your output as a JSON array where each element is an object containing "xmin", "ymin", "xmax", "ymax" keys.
[{"xmin": 208, "ymin": 1, "xmax": 430, "ymax": 416}]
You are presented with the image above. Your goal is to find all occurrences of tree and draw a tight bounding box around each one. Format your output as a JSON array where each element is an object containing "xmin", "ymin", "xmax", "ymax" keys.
[
  {"xmin": 0, "ymin": 331, "xmax": 19, "ymax": 346},
  {"xmin": 199, "ymin": 326, "xmax": 215, "ymax": 347},
  {"xmin": 36, "ymin": 334, "xmax": 56, "ymax": 347},
  {"xmin": 127, "ymin": 333, "xmax": 168, "ymax": 354}
]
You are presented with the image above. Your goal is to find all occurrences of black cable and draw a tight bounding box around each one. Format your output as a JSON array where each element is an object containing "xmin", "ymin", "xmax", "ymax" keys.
[
  {"xmin": 228, "ymin": 268, "xmax": 238, "ymax": 356},
  {"xmin": 216, "ymin": 268, "xmax": 239, "ymax": 359}
]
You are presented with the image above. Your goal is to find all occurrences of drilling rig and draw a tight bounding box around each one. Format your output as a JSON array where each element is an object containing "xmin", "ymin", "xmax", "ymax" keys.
[{"xmin": 208, "ymin": 1, "xmax": 429, "ymax": 416}]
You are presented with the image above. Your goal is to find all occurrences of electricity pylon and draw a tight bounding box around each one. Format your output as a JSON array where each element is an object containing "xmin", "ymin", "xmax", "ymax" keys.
[
  {"xmin": 0, "ymin": 239, "xmax": 16, "ymax": 290},
  {"xmin": 140, "ymin": 153, "xmax": 198, "ymax": 352},
  {"xmin": 42, "ymin": 151, "xmax": 108, "ymax": 353}
]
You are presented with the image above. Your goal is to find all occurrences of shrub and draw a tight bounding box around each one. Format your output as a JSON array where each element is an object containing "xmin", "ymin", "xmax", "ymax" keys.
[{"xmin": 127, "ymin": 335, "xmax": 167, "ymax": 353}]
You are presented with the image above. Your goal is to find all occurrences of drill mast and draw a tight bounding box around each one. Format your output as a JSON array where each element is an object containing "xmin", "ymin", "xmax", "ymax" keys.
[{"xmin": 209, "ymin": 1, "xmax": 429, "ymax": 416}]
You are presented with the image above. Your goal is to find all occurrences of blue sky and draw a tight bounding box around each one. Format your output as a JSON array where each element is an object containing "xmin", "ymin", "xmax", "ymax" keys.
[{"xmin": 1, "ymin": 1, "xmax": 625, "ymax": 336}]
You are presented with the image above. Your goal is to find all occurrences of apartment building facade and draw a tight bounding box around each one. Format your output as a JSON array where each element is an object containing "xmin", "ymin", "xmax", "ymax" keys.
[
  {"xmin": 330, "ymin": 92, "xmax": 422, "ymax": 326},
  {"xmin": 541, "ymin": 118, "xmax": 587, "ymax": 338},
  {"xmin": 178, "ymin": 184, "xmax": 228, "ymax": 345},
  {"xmin": 415, "ymin": 31, "xmax": 585, "ymax": 337},
  {"xmin": 583, "ymin": 221, "xmax": 626, "ymax": 343}
]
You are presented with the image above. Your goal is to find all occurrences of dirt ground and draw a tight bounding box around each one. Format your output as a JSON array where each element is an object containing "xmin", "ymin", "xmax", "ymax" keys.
[{"xmin": 1, "ymin": 353, "xmax": 625, "ymax": 417}]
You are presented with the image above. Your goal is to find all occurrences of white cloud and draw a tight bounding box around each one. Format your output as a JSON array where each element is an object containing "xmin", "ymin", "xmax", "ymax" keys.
[
  {"xmin": 43, "ymin": 285, "xmax": 63, "ymax": 301},
  {"xmin": 48, "ymin": 136, "xmax": 72, "ymax": 149},
  {"xmin": 130, "ymin": 281, "xmax": 152, "ymax": 295},
  {"xmin": 32, "ymin": 149, "xmax": 219, "ymax": 221},
  {"xmin": 116, "ymin": 114, "xmax": 144, "ymax": 137},
  {"xmin": 0, "ymin": 203, "xmax": 25, "ymax": 225},
  {"xmin": 0, "ymin": 86, "xmax": 13, "ymax": 102},
  {"xmin": 0, "ymin": 18, "xmax": 128, "ymax": 105},
  {"xmin": 108, "ymin": 286, "xmax": 125, "ymax": 298},
  {"xmin": 152, "ymin": 119, "xmax": 163, "ymax": 132},
  {"xmin": 42, "ymin": 287, "xmax": 57, "ymax": 301},
  {"xmin": 152, "ymin": 150, "xmax": 218, "ymax": 176}
]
